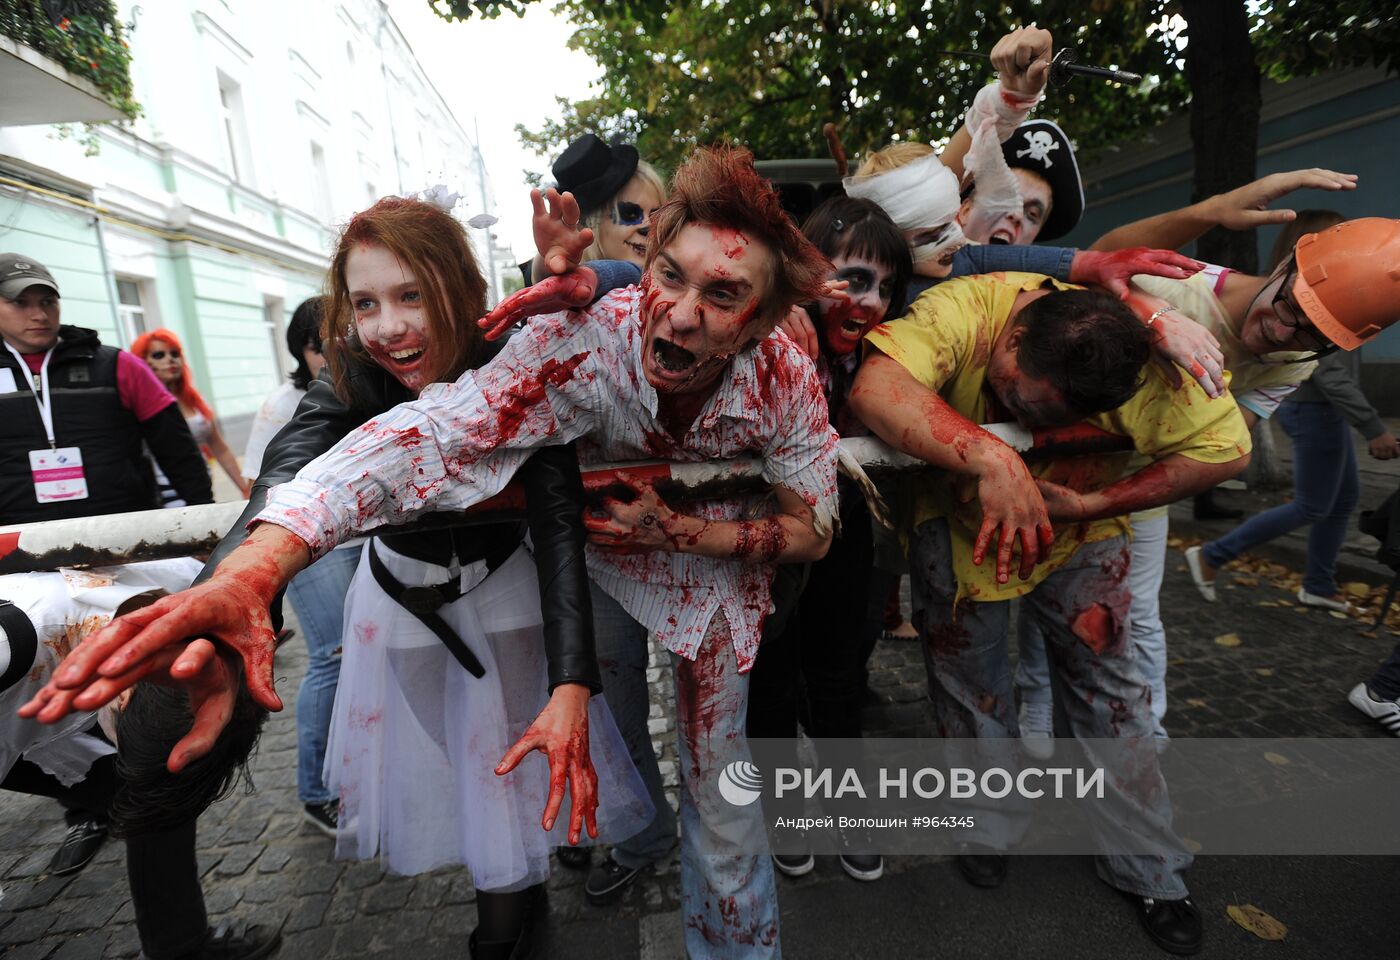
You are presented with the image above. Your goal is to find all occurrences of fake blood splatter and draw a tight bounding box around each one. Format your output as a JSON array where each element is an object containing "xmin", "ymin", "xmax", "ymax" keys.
[{"xmin": 488, "ymin": 351, "xmax": 590, "ymax": 443}]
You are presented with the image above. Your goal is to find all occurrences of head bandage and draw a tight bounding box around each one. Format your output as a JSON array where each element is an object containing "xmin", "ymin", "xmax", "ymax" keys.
[
  {"xmin": 844, "ymin": 152, "xmax": 965, "ymax": 262},
  {"xmin": 960, "ymin": 117, "xmax": 1025, "ymax": 242}
]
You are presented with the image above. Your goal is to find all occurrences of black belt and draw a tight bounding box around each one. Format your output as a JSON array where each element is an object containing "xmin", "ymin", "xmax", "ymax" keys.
[
  {"xmin": 0, "ymin": 598, "xmax": 39, "ymax": 695},
  {"xmin": 366, "ymin": 539, "xmax": 517, "ymax": 678}
]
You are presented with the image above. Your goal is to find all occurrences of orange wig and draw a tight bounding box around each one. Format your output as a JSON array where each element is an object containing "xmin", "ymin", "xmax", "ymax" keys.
[{"xmin": 130, "ymin": 328, "xmax": 216, "ymax": 422}]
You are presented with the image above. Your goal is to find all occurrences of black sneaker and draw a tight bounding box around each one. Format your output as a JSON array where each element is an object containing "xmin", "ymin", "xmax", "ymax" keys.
[
  {"xmin": 839, "ymin": 853, "xmax": 884, "ymax": 882},
  {"xmin": 556, "ymin": 845, "xmax": 591, "ymax": 870},
  {"xmin": 955, "ymin": 843, "xmax": 1006, "ymax": 888},
  {"xmin": 772, "ymin": 852, "xmax": 815, "ymax": 877},
  {"xmin": 1127, "ymin": 894, "xmax": 1204, "ymax": 956},
  {"xmin": 303, "ymin": 801, "xmax": 338, "ymax": 839},
  {"xmin": 140, "ymin": 919, "xmax": 282, "ymax": 960},
  {"xmin": 584, "ymin": 852, "xmax": 642, "ymax": 906},
  {"xmin": 48, "ymin": 815, "xmax": 107, "ymax": 876}
]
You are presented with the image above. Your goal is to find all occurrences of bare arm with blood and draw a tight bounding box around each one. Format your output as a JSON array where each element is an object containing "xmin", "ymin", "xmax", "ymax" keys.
[
  {"xmin": 479, "ymin": 267, "xmax": 599, "ymax": 341},
  {"xmin": 1121, "ymin": 288, "xmax": 1227, "ymax": 398},
  {"xmin": 584, "ymin": 478, "xmax": 832, "ymax": 564},
  {"xmin": 1068, "ymin": 247, "xmax": 1205, "ymax": 299},
  {"xmin": 1089, "ymin": 169, "xmax": 1357, "ymax": 253},
  {"xmin": 849, "ymin": 351, "xmax": 1052, "ymax": 583},
  {"xmin": 21, "ymin": 522, "xmax": 310, "ymax": 719},
  {"xmin": 1034, "ymin": 452, "xmax": 1251, "ymax": 523}
]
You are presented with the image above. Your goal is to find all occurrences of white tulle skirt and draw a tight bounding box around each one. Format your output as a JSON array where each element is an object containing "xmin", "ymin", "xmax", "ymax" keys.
[{"xmin": 325, "ymin": 539, "xmax": 653, "ymax": 891}]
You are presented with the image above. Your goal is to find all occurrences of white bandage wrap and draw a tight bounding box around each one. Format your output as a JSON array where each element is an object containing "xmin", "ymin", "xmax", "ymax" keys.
[
  {"xmin": 843, "ymin": 152, "xmax": 965, "ymax": 262},
  {"xmin": 960, "ymin": 117, "xmax": 1024, "ymax": 241},
  {"xmin": 962, "ymin": 81, "xmax": 1042, "ymax": 144}
]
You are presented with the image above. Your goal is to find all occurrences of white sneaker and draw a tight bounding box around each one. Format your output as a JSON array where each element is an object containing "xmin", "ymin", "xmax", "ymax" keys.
[
  {"xmin": 1297, "ymin": 588, "xmax": 1361, "ymax": 616},
  {"xmin": 1347, "ymin": 682, "xmax": 1400, "ymax": 736},
  {"xmin": 1184, "ymin": 546, "xmax": 1217, "ymax": 602},
  {"xmin": 1019, "ymin": 700, "xmax": 1055, "ymax": 760}
]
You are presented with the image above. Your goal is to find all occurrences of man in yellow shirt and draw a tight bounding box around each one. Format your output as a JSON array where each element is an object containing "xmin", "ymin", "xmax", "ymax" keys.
[{"xmin": 850, "ymin": 271, "xmax": 1252, "ymax": 957}]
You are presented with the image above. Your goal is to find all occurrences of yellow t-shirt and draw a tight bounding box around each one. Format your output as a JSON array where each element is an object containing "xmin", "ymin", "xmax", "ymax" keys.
[{"xmin": 864, "ymin": 272, "xmax": 1252, "ymax": 602}]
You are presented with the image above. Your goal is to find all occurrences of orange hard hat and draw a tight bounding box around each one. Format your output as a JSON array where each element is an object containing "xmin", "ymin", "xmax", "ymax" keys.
[{"xmin": 1291, "ymin": 217, "xmax": 1400, "ymax": 352}]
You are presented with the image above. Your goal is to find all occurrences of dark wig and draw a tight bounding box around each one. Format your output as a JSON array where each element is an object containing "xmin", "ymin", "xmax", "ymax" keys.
[
  {"xmin": 110, "ymin": 677, "xmax": 266, "ymax": 837},
  {"xmin": 1014, "ymin": 288, "xmax": 1151, "ymax": 416},
  {"xmin": 801, "ymin": 195, "xmax": 913, "ymax": 319},
  {"xmin": 286, "ymin": 296, "xmax": 326, "ymax": 391}
]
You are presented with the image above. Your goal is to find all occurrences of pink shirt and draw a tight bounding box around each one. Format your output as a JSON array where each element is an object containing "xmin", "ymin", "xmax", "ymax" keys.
[{"xmin": 21, "ymin": 347, "xmax": 174, "ymax": 422}]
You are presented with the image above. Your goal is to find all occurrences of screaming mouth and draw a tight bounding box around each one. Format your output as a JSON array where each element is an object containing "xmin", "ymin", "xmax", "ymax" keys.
[{"xmin": 652, "ymin": 337, "xmax": 697, "ymax": 373}]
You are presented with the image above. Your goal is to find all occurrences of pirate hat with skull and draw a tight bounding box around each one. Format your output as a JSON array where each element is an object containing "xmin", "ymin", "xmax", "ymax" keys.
[{"xmin": 1001, "ymin": 119, "xmax": 1084, "ymax": 242}]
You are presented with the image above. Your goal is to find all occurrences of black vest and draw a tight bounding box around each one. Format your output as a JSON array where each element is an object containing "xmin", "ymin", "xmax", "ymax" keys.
[{"xmin": 0, "ymin": 325, "xmax": 159, "ymax": 524}]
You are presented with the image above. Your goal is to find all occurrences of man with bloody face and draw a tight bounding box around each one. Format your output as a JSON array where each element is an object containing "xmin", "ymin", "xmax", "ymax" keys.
[
  {"xmin": 30, "ymin": 146, "xmax": 838, "ymax": 958},
  {"xmin": 850, "ymin": 272, "xmax": 1254, "ymax": 956}
]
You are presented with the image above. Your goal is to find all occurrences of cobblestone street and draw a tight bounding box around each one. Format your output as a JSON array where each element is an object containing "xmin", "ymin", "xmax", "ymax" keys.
[{"xmin": 4, "ymin": 422, "xmax": 1400, "ymax": 958}]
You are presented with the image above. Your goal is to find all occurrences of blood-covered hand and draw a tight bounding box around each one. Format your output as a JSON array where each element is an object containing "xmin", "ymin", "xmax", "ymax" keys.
[
  {"xmin": 1071, "ymin": 247, "xmax": 1204, "ymax": 300},
  {"xmin": 495, "ymin": 682, "xmax": 598, "ymax": 845},
  {"xmin": 477, "ymin": 267, "xmax": 599, "ymax": 341},
  {"xmin": 1122, "ymin": 289, "xmax": 1226, "ymax": 398},
  {"xmin": 971, "ymin": 446, "xmax": 1054, "ymax": 583},
  {"xmin": 533, "ymin": 187, "xmax": 595, "ymax": 276},
  {"xmin": 779, "ymin": 304, "xmax": 820, "ymax": 361},
  {"xmin": 583, "ymin": 478, "xmax": 680, "ymax": 554},
  {"xmin": 990, "ymin": 26, "xmax": 1053, "ymax": 98},
  {"xmin": 1033, "ymin": 478, "xmax": 1092, "ymax": 523},
  {"xmin": 1205, "ymin": 169, "xmax": 1357, "ymax": 231}
]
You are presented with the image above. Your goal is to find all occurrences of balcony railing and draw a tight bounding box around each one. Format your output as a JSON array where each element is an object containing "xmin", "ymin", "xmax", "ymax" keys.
[{"xmin": 0, "ymin": 0, "xmax": 139, "ymax": 125}]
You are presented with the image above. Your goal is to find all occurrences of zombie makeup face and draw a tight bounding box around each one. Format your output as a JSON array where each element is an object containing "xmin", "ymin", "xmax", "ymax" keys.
[
  {"xmin": 962, "ymin": 168, "xmax": 1054, "ymax": 246},
  {"xmin": 640, "ymin": 223, "xmax": 773, "ymax": 396},
  {"xmin": 904, "ymin": 222, "xmax": 966, "ymax": 278},
  {"xmin": 597, "ymin": 176, "xmax": 665, "ymax": 268},
  {"xmin": 817, "ymin": 255, "xmax": 897, "ymax": 356},
  {"xmin": 1238, "ymin": 256, "xmax": 1337, "ymax": 358},
  {"xmin": 143, "ymin": 338, "xmax": 185, "ymax": 388},
  {"xmin": 987, "ymin": 325, "xmax": 1076, "ymax": 428},
  {"xmin": 345, "ymin": 243, "xmax": 433, "ymax": 394},
  {"xmin": 0, "ymin": 284, "xmax": 60, "ymax": 353}
]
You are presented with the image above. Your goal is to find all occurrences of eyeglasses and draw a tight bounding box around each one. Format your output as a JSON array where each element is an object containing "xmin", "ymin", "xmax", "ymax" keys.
[
  {"xmin": 610, "ymin": 201, "xmax": 649, "ymax": 227},
  {"xmin": 147, "ymin": 349, "xmax": 181, "ymax": 360},
  {"xmin": 1261, "ymin": 257, "xmax": 1337, "ymax": 359}
]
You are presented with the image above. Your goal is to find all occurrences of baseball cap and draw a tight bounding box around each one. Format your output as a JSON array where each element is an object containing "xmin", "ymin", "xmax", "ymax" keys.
[{"xmin": 0, "ymin": 254, "xmax": 60, "ymax": 300}]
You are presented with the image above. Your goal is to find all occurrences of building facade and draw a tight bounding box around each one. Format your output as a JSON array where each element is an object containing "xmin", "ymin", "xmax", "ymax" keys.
[{"xmin": 0, "ymin": 0, "xmax": 501, "ymax": 440}]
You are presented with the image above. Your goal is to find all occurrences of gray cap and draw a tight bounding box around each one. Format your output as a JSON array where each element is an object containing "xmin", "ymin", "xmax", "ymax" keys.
[{"xmin": 0, "ymin": 253, "xmax": 60, "ymax": 300}]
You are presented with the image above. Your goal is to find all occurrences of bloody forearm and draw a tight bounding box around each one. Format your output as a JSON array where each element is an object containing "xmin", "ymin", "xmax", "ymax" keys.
[{"xmin": 1077, "ymin": 453, "xmax": 1250, "ymax": 521}]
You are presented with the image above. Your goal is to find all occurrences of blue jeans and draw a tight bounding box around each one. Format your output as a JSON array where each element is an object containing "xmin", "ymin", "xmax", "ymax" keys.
[
  {"xmin": 913, "ymin": 520, "xmax": 1191, "ymax": 898},
  {"xmin": 591, "ymin": 584, "xmax": 779, "ymax": 957},
  {"xmin": 1203, "ymin": 401, "xmax": 1360, "ymax": 597},
  {"xmin": 285, "ymin": 544, "xmax": 359, "ymax": 806}
]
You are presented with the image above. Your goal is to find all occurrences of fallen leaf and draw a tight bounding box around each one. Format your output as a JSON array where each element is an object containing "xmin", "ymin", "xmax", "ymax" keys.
[
  {"xmin": 1344, "ymin": 582, "xmax": 1372, "ymax": 597},
  {"xmin": 1256, "ymin": 601, "xmax": 1278, "ymax": 608},
  {"xmin": 1264, "ymin": 751, "xmax": 1290, "ymax": 766},
  {"xmin": 1183, "ymin": 837, "xmax": 1203, "ymax": 854},
  {"xmin": 1328, "ymin": 610, "xmax": 1349, "ymax": 620},
  {"xmin": 1234, "ymin": 576, "xmax": 1259, "ymax": 587},
  {"xmin": 1255, "ymin": 668, "xmax": 1274, "ymax": 677},
  {"xmin": 1214, "ymin": 633, "xmax": 1242, "ymax": 647},
  {"xmin": 1186, "ymin": 698, "xmax": 1208, "ymax": 708},
  {"xmin": 1227, "ymin": 904, "xmax": 1287, "ymax": 941}
]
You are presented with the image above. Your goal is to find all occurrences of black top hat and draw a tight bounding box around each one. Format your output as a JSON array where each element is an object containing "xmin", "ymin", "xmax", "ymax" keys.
[
  {"xmin": 1000, "ymin": 119, "xmax": 1084, "ymax": 242},
  {"xmin": 551, "ymin": 135, "xmax": 641, "ymax": 218}
]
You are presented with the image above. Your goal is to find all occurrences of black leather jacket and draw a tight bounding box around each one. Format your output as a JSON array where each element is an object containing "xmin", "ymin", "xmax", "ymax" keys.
[{"xmin": 198, "ymin": 359, "xmax": 601, "ymax": 693}]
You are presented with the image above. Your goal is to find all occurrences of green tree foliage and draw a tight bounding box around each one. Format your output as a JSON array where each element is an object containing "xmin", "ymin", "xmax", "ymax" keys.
[{"xmin": 434, "ymin": 0, "xmax": 1397, "ymax": 172}]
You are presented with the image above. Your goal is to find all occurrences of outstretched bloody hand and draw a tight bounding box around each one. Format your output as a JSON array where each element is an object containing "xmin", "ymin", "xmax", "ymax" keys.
[
  {"xmin": 583, "ymin": 477, "xmax": 679, "ymax": 554},
  {"xmin": 1070, "ymin": 247, "xmax": 1205, "ymax": 300},
  {"xmin": 477, "ymin": 267, "xmax": 599, "ymax": 341},
  {"xmin": 533, "ymin": 187, "xmax": 594, "ymax": 276},
  {"xmin": 971, "ymin": 446, "xmax": 1055, "ymax": 583},
  {"xmin": 20, "ymin": 572, "xmax": 282, "ymax": 724},
  {"xmin": 495, "ymin": 682, "xmax": 598, "ymax": 845}
]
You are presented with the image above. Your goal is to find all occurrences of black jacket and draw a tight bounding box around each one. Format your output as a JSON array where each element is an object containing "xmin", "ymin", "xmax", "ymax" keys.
[
  {"xmin": 0, "ymin": 325, "xmax": 211, "ymax": 524},
  {"xmin": 198, "ymin": 358, "xmax": 601, "ymax": 693}
]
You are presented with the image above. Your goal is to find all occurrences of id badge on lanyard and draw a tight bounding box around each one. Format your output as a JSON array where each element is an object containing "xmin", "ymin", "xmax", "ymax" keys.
[{"xmin": 4, "ymin": 341, "xmax": 89, "ymax": 504}]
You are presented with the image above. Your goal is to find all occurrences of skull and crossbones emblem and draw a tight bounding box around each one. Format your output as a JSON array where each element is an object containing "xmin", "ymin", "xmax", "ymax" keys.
[{"xmin": 1016, "ymin": 131, "xmax": 1059, "ymax": 168}]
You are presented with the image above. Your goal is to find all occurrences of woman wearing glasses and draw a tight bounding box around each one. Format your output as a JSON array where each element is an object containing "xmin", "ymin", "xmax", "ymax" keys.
[{"xmin": 131, "ymin": 328, "xmax": 252, "ymax": 502}]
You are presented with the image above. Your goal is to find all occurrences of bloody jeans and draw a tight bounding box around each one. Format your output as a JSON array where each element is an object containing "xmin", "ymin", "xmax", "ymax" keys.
[
  {"xmin": 590, "ymin": 586, "xmax": 779, "ymax": 957},
  {"xmin": 910, "ymin": 519, "xmax": 1192, "ymax": 899}
]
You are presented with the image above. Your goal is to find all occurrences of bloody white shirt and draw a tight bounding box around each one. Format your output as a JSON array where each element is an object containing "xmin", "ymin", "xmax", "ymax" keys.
[{"xmin": 258, "ymin": 287, "xmax": 840, "ymax": 671}]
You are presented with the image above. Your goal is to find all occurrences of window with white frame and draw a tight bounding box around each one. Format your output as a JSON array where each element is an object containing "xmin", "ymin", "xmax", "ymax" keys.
[
  {"xmin": 114, "ymin": 277, "xmax": 149, "ymax": 346},
  {"xmin": 217, "ymin": 73, "xmax": 255, "ymax": 186},
  {"xmin": 309, "ymin": 140, "xmax": 333, "ymax": 221},
  {"xmin": 263, "ymin": 295, "xmax": 289, "ymax": 379}
]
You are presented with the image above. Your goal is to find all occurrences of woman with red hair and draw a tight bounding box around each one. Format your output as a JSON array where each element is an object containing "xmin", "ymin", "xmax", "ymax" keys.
[{"xmin": 130, "ymin": 328, "xmax": 251, "ymax": 500}]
